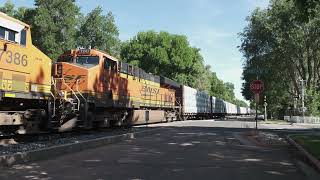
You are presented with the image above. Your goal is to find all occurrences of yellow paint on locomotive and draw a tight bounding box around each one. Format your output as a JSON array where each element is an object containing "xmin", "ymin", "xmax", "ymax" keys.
[{"xmin": 0, "ymin": 12, "xmax": 51, "ymax": 97}]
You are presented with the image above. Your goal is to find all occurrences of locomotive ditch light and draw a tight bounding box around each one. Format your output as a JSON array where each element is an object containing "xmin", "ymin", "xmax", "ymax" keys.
[{"xmin": 31, "ymin": 84, "xmax": 38, "ymax": 92}]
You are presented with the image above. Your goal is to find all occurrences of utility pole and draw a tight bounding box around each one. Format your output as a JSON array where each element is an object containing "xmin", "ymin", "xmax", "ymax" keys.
[
  {"xmin": 264, "ymin": 96, "xmax": 267, "ymax": 121},
  {"xmin": 300, "ymin": 79, "xmax": 305, "ymax": 117},
  {"xmin": 255, "ymin": 94, "xmax": 258, "ymax": 130},
  {"xmin": 256, "ymin": 102, "xmax": 258, "ymax": 129}
]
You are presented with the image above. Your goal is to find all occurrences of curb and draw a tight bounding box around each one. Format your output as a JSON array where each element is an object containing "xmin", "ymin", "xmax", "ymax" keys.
[
  {"xmin": 233, "ymin": 132, "xmax": 256, "ymax": 146},
  {"xmin": 232, "ymin": 132, "xmax": 271, "ymax": 152},
  {"xmin": 0, "ymin": 128, "xmax": 162, "ymax": 168},
  {"xmin": 286, "ymin": 135, "xmax": 320, "ymax": 172}
]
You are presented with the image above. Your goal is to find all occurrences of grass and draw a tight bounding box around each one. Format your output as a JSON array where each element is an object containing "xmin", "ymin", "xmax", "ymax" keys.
[
  {"xmin": 291, "ymin": 134, "xmax": 320, "ymax": 160},
  {"xmin": 263, "ymin": 119, "xmax": 290, "ymax": 124}
]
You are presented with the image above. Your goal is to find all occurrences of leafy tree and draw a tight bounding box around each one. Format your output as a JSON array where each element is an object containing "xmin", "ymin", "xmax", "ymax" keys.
[
  {"xmin": 77, "ymin": 6, "xmax": 120, "ymax": 57},
  {"xmin": 239, "ymin": 0, "xmax": 320, "ymax": 117},
  {"xmin": 0, "ymin": 0, "xmax": 15, "ymax": 16},
  {"xmin": 0, "ymin": 0, "xmax": 32, "ymax": 22},
  {"xmin": 121, "ymin": 31, "xmax": 206, "ymax": 89},
  {"xmin": 29, "ymin": 0, "xmax": 80, "ymax": 60}
]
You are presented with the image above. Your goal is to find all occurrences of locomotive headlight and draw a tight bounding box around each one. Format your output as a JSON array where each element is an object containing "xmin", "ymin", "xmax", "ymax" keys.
[
  {"xmin": 31, "ymin": 84, "xmax": 38, "ymax": 92},
  {"xmin": 58, "ymin": 91, "xmax": 64, "ymax": 97}
]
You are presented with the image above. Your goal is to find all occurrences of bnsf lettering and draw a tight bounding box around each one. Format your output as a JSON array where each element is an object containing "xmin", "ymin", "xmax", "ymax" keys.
[
  {"xmin": 0, "ymin": 50, "xmax": 28, "ymax": 67},
  {"xmin": 141, "ymin": 85, "xmax": 159, "ymax": 95}
]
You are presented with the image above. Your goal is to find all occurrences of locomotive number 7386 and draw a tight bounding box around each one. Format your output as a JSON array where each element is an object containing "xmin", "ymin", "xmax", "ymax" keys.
[{"xmin": 0, "ymin": 50, "xmax": 28, "ymax": 67}]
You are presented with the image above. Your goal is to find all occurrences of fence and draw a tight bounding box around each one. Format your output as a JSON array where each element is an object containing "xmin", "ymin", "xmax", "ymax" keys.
[{"xmin": 284, "ymin": 116, "xmax": 320, "ymax": 124}]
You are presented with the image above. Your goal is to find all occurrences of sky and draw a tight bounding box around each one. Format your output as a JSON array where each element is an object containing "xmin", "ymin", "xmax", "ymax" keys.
[{"xmin": 0, "ymin": 0, "xmax": 270, "ymax": 101}]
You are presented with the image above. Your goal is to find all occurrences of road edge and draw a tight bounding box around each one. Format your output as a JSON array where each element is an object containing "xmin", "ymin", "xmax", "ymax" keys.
[
  {"xmin": 286, "ymin": 135, "xmax": 320, "ymax": 172},
  {"xmin": 0, "ymin": 128, "xmax": 162, "ymax": 167}
]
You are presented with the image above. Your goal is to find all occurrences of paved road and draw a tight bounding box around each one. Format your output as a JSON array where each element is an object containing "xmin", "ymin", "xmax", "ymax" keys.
[
  {"xmin": 0, "ymin": 120, "xmax": 318, "ymax": 180},
  {"xmin": 147, "ymin": 119, "xmax": 320, "ymax": 131}
]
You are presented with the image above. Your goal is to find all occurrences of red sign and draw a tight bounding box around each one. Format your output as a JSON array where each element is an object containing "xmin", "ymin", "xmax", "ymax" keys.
[{"xmin": 250, "ymin": 80, "xmax": 264, "ymax": 94}]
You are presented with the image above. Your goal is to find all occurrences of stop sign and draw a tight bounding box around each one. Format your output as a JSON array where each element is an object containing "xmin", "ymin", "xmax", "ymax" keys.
[{"xmin": 250, "ymin": 80, "xmax": 264, "ymax": 94}]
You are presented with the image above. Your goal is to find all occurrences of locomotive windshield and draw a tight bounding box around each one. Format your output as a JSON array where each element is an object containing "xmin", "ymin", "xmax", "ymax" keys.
[
  {"xmin": 57, "ymin": 55, "xmax": 73, "ymax": 63},
  {"xmin": 75, "ymin": 56, "xmax": 100, "ymax": 67},
  {"xmin": 57, "ymin": 55, "xmax": 100, "ymax": 68}
]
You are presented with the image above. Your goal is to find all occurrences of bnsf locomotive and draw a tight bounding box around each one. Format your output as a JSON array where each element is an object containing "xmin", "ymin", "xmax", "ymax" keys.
[
  {"xmin": 0, "ymin": 13, "xmax": 251, "ymax": 134},
  {"xmin": 54, "ymin": 48, "xmax": 178, "ymax": 130},
  {"xmin": 0, "ymin": 12, "xmax": 52, "ymax": 134}
]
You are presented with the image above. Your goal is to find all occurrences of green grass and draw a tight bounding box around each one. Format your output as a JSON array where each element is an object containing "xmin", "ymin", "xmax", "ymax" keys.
[
  {"xmin": 291, "ymin": 134, "xmax": 320, "ymax": 160},
  {"xmin": 263, "ymin": 119, "xmax": 290, "ymax": 124}
]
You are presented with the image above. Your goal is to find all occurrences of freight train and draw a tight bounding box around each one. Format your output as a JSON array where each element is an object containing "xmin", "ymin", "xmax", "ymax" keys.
[{"xmin": 0, "ymin": 12, "xmax": 251, "ymax": 134}]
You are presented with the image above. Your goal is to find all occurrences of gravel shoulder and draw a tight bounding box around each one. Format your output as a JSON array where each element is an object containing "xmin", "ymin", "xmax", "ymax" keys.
[{"xmin": 0, "ymin": 127, "xmax": 151, "ymax": 157}]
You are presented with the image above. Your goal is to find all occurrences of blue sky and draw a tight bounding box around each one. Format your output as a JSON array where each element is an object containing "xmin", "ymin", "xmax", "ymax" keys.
[{"xmin": 0, "ymin": 0, "xmax": 269, "ymax": 101}]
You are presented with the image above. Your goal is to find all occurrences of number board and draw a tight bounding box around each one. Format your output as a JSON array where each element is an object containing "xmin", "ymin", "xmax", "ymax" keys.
[
  {"xmin": 0, "ymin": 49, "xmax": 28, "ymax": 67},
  {"xmin": 78, "ymin": 49, "xmax": 90, "ymax": 55}
]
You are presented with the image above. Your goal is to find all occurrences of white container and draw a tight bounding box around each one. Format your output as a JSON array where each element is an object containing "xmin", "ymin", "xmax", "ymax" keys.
[
  {"xmin": 182, "ymin": 85, "xmax": 211, "ymax": 114},
  {"xmin": 240, "ymin": 107, "xmax": 247, "ymax": 115},
  {"xmin": 213, "ymin": 98, "xmax": 226, "ymax": 114},
  {"xmin": 226, "ymin": 102, "xmax": 237, "ymax": 114}
]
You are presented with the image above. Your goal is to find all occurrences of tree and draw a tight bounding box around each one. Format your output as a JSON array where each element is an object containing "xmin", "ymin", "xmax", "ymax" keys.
[
  {"xmin": 0, "ymin": 0, "xmax": 15, "ymax": 16},
  {"xmin": 239, "ymin": 0, "xmax": 320, "ymax": 117},
  {"xmin": 30, "ymin": 0, "xmax": 80, "ymax": 60},
  {"xmin": 0, "ymin": 0, "xmax": 32, "ymax": 22},
  {"xmin": 77, "ymin": 7, "xmax": 120, "ymax": 57},
  {"xmin": 121, "ymin": 31, "xmax": 206, "ymax": 89}
]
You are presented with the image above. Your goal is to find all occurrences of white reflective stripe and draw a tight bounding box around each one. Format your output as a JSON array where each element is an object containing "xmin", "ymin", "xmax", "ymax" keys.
[{"xmin": 0, "ymin": 16, "xmax": 24, "ymax": 32}]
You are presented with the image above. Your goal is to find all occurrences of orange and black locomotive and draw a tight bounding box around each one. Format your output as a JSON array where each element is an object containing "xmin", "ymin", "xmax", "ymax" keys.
[{"xmin": 53, "ymin": 48, "xmax": 179, "ymax": 130}]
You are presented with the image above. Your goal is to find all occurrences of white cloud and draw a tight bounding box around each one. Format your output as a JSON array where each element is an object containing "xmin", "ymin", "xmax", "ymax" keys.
[
  {"xmin": 186, "ymin": 26, "xmax": 235, "ymax": 51},
  {"xmin": 188, "ymin": 0, "xmax": 223, "ymax": 17},
  {"xmin": 181, "ymin": 25, "xmax": 248, "ymax": 101},
  {"xmin": 246, "ymin": 0, "xmax": 270, "ymax": 9}
]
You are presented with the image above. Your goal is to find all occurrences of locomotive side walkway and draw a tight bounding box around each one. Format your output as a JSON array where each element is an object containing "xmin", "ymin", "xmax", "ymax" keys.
[{"xmin": 0, "ymin": 120, "xmax": 319, "ymax": 180}]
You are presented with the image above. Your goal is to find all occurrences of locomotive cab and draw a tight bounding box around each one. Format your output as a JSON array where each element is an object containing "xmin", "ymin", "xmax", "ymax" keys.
[
  {"xmin": 0, "ymin": 12, "xmax": 52, "ymax": 134},
  {"xmin": 55, "ymin": 49, "xmax": 118, "ymax": 96}
]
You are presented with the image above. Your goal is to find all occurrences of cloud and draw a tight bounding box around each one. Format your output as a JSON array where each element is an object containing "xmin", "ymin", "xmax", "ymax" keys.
[
  {"xmin": 181, "ymin": 24, "xmax": 248, "ymax": 101},
  {"xmin": 246, "ymin": 0, "xmax": 270, "ymax": 9},
  {"xmin": 186, "ymin": 26, "xmax": 235, "ymax": 51},
  {"xmin": 188, "ymin": 0, "xmax": 223, "ymax": 17}
]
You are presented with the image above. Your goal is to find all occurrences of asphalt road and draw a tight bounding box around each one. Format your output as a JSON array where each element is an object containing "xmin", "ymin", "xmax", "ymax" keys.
[{"xmin": 0, "ymin": 119, "xmax": 319, "ymax": 180}]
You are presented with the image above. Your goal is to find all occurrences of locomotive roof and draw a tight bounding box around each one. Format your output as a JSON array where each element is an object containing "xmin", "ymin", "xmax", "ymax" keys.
[
  {"xmin": 0, "ymin": 12, "xmax": 30, "ymax": 28},
  {"xmin": 66, "ymin": 48, "xmax": 119, "ymax": 62},
  {"xmin": 90, "ymin": 49, "xmax": 119, "ymax": 62}
]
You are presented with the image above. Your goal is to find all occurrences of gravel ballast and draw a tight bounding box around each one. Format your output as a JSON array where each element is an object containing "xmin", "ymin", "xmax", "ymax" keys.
[{"xmin": 0, "ymin": 127, "xmax": 151, "ymax": 157}]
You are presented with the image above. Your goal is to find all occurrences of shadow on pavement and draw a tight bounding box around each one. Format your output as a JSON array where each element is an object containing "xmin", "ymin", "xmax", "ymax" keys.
[{"xmin": 1, "ymin": 124, "xmax": 319, "ymax": 180}]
